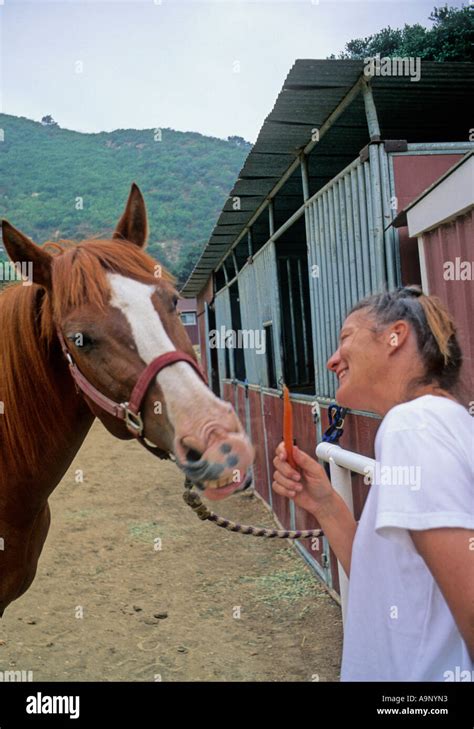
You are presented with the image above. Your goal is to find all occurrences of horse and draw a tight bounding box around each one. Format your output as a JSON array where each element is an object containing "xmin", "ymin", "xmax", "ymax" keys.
[{"xmin": 0, "ymin": 183, "xmax": 254, "ymax": 616}]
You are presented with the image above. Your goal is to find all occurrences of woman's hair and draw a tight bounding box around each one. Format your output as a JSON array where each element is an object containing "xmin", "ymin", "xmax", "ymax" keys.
[{"xmin": 350, "ymin": 286, "xmax": 463, "ymax": 395}]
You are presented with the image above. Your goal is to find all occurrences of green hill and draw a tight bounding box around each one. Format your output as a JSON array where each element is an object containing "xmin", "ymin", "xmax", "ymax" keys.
[{"xmin": 0, "ymin": 114, "xmax": 251, "ymax": 284}]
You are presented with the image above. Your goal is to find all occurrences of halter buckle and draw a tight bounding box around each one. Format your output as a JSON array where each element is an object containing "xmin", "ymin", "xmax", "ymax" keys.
[{"xmin": 123, "ymin": 405, "xmax": 144, "ymax": 436}]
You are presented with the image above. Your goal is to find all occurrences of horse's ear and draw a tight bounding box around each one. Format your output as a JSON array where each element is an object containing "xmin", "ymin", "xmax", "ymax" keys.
[
  {"xmin": 113, "ymin": 183, "xmax": 148, "ymax": 248},
  {"xmin": 1, "ymin": 220, "xmax": 53, "ymax": 289}
]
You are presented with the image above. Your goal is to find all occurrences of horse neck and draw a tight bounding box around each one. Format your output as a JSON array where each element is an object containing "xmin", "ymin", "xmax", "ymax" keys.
[
  {"xmin": 0, "ymin": 285, "xmax": 95, "ymax": 521},
  {"xmin": 30, "ymin": 342, "xmax": 96, "ymax": 504}
]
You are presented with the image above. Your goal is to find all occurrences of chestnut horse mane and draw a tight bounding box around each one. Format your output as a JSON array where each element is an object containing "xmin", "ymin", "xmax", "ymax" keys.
[{"xmin": 0, "ymin": 237, "xmax": 174, "ymax": 476}]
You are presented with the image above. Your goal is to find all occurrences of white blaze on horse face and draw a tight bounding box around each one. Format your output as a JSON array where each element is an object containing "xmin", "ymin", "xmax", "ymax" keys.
[{"xmin": 107, "ymin": 273, "xmax": 210, "ymax": 426}]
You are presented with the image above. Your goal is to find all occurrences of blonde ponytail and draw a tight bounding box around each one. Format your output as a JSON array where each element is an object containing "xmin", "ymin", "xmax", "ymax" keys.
[{"xmin": 418, "ymin": 295, "xmax": 457, "ymax": 366}]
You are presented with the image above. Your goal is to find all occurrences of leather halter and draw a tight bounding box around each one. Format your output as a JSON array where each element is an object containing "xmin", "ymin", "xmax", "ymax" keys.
[{"xmin": 56, "ymin": 329, "xmax": 207, "ymax": 459}]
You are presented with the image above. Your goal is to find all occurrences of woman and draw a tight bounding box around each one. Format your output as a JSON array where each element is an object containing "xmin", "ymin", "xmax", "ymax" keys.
[{"xmin": 272, "ymin": 287, "xmax": 473, "ymax": 681}]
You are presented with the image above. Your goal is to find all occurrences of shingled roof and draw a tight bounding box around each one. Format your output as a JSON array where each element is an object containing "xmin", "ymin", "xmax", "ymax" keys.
[{"xmin": 182, "ymin": 59, "xmax": 474, "ymax": 296}]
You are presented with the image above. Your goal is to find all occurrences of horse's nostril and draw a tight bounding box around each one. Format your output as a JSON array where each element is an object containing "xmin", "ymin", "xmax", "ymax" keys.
[{"xmin": 186, "ymin": 447, "xmax": 202, "ymax": 463}]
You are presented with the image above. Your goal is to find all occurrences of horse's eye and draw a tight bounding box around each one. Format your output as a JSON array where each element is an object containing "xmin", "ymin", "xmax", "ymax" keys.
[
  {"xmin": 68, "ymin": 332, "xmax": 95, "ymax": 349},
  {"xmin": 172, "ymin": 295, "xmax": 179, "ymax": 310}
]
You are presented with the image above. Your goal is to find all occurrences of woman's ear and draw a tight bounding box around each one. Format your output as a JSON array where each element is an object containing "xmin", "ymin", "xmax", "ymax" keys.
[
  {"xmin": 1, "ymin": 220, "xmax": 53, "ymax": 289},
  {"xmin": 113, "ymin": 182, "xmax": 148, "ymax": 248},
  {"xmin": 387, "ymin": 320, "xmax": 410, "ymax": 352}
]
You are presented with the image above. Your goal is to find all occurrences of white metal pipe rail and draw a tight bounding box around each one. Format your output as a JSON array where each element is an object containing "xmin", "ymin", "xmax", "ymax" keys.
[{"xmin": 315, "ymin": 442, "xmax": 376, "ymax": 625}]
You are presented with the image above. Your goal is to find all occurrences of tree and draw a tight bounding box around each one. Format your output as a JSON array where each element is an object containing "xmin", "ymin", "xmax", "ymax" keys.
[
  {"xmin": 41, "ymin": 115, "xmax": 59, "ymax": 127},
  {"xmin": 336, "ymin": 5, "xmax": 473, "ymax": 61},
  {"xmin": 227, "ymin": 135, "xmax": 252, "ymax": 149}
]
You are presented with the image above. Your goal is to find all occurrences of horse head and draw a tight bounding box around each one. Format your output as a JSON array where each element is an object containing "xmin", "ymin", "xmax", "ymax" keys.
[{"xmin": 1, "ymin": 184, "xmax": 255, "ymax": 501}]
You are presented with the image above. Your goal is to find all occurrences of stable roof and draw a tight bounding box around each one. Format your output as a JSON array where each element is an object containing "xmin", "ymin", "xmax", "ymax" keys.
[{"xmin": 182, "ymin": 59, "xmax": 474, "ymax": 296}]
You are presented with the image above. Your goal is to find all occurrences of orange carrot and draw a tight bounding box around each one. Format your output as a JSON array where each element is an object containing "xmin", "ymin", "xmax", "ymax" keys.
[{"xmin": 283, "ymin": 384, "xmax": 296, "ymax": 468}]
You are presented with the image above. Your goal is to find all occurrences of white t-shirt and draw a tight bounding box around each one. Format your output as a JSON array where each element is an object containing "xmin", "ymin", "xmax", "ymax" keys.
[{"xmin": 341, "ymin": 395, "xmax": 474, "ymax": 682}]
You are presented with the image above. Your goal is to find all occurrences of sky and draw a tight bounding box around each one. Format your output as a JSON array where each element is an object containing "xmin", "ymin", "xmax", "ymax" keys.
[{"xmin": 0, "ymin": 0, "xmax": 467, "ymax": 142}]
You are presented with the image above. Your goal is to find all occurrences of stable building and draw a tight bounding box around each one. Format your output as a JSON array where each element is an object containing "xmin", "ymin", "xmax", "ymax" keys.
[{"xmin": 181, "ymin": 59, "xmax": 474, "ymax": 596}]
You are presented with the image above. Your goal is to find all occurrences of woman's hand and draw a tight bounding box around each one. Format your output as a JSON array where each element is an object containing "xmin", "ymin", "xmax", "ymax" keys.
[
  {"xmin": 272, "ymin": 441, "xmax": 333, "ymax": 516},
  {"xmin": 273, "ymin": 441, "xmax": 357, "ymax": 577}
]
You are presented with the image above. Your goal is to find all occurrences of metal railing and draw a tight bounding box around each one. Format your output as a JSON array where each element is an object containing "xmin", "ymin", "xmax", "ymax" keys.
[{"xmin": 316, "ymin": 442, "xmax": 376, "ymax": 625}]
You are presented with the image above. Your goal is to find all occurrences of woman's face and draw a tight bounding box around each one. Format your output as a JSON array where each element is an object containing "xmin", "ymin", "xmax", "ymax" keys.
[{"xmin": 327, "ymin": 308, "xmax": 388, "ymax": 412}]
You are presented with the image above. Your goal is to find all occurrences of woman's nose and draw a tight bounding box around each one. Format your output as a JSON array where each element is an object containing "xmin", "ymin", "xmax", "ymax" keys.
[{"xmin": 327, "ymin": 348, "xmax": 340, "ymax": 372}]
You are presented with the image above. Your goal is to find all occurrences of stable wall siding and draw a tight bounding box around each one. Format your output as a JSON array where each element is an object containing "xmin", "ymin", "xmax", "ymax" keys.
[
  {"xmin": 198, "ymin": 304, "xmax": 207, "ymax": 374},
  {"xmin": 196, "ymin": 278, "xmax": 213, "ymax": 380},
  {"xmin": 237, "ymin": 262, "xmax": 261, "ymax": 384},
  {"xmin": 183, "ymin": 322, "xmax": 199, "ymax": 346},
  {"xmin": 261, "ymin": 392, "xmax": 292, "ymax": 531},
  {"xmin": 247, "ymin": 389, "xmax": 271, "ymax": 504},
  {"xmin": 306, "ymin": 151, "xmax": 396, "ymax": 400},
  {"xmin": 422, "ymin": 210, "xmax": 474, "ymax": 400},
  {"xmin": 238, "ymin": 241, "xmax": 283, "ymax": 386},
  {"xmin": 214, "ymin": 287, "xmax": 233, "ymax": 390},
  {"xmin": 391, "ymin": 153, "xmax": 463, "ymax": 286},
  {"xmin": 290, "ymin": 400, "xmax": 328, "ymax": 579}
]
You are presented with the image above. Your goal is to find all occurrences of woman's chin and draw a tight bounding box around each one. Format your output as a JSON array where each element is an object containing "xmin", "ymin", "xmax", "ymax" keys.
[
  {"xmin": 336, "ymin": 384, "xmax": 365, "ymax": 412},
  {"xmin": 335, "ymin": 381, "xmax": 352, "ymax": 408}
]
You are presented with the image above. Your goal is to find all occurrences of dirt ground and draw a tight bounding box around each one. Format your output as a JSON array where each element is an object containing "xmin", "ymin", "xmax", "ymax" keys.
[{"xmin": 0, "ymin": 422, "xmax": 342, "ymax": 682}]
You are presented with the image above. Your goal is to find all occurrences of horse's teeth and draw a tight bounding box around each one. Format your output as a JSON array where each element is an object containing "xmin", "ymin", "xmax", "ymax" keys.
[{"xmin": 206, "ymin": 477, "xmax": 233, "ymax": 490}]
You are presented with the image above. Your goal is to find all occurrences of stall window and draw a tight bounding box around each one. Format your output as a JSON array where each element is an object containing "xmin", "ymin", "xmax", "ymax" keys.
[
  {"xmin": 229, "ymin": 280, "xmax": 246, "ymax": 381},
  {"xmin": 278, "ymin": 254, "xmax": 315, "ymax": 390},
  {"xmin": 263, "ymin": 322, "xmax": 277, "ymax": 389},
  {"xmin": 180, "ymin": 312, "xmax": 197, "ymax": 326}
]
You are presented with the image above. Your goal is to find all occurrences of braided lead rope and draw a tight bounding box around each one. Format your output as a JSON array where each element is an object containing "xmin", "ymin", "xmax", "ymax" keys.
[{"xmin": 182, "ymin": 488, "xmax": 323, "ymax": 539}]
